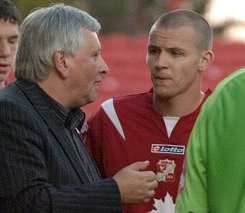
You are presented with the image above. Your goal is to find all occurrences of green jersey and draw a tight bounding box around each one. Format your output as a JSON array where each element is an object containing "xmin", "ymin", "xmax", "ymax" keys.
[{"xmin": 175, "ymin": 68, "xmax": 245, "ymax": 213}]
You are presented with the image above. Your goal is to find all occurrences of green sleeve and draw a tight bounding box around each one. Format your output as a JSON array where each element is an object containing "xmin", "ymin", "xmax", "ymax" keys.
[{"xmin": 175, "ymin": 102, "xmax": 209, "ymax": 213}]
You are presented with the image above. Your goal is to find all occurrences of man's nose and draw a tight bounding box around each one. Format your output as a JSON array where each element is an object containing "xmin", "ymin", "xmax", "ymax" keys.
[
  {"xmin": 100, "ymin": 56, "xmax": 109, "ymax": 74},
  {"xmin": 155, "ymin": 52, "xmax": 169, "ymax": 69},
  {"xmin": 0, "ymin": 40, "xmax": 12, "ymax": 57}
]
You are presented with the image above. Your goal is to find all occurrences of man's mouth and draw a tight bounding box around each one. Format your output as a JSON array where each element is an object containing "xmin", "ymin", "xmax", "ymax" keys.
[{"xmin": 0, "ymin": 64, "xmax": 11, "ymax": 73}]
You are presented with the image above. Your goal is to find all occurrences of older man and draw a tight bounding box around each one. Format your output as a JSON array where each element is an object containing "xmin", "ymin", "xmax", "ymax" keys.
[{"xmin": 0, "ymin": 4, "xmax": 157, "ymax": 212}]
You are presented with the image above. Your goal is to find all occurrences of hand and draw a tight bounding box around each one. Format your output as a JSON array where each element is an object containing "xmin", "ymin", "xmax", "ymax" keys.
[{"xmin": 113, "ymin": 160, "xmax": 158, "ymax": 204}]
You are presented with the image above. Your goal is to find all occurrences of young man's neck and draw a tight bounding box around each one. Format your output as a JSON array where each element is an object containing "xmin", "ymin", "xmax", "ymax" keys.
[{"xmin": 153, "ymin": 91, "xmax": 205, "ymax": 117}]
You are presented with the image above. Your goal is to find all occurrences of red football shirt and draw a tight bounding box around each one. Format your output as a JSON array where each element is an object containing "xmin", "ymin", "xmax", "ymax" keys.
[{"xmin": 85, "ymin": 89, "xmax": 211, "ymax": 213}]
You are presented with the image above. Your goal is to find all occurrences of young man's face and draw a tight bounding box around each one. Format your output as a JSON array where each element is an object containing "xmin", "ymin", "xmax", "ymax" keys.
[
  {"xmin": 146, "ymin": 25, "xmax": 210, "ymax": 103},
  {"xmin": 0, "ymin": 19, "xmax": 19, "ymax": 85}
]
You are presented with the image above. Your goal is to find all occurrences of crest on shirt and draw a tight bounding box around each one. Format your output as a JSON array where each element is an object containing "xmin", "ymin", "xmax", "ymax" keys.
[{"xmin": 156, "ymin": 159, "xmax": 176, "ymax": 182}]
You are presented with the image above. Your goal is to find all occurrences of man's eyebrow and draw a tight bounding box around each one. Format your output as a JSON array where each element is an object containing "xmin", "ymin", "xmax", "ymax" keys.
[{"xmin": 147, "ymin": 44, "xmax": 158, "ymax": 48}]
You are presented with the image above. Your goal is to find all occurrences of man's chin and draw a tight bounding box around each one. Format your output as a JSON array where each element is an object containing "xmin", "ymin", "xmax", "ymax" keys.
[
  {"xmin": 80, "ymin": 94, "xmax": 97, "ymax": 107},
  {"xmin": 87, "ymin": 95, "xmax": 97, "ymax": 105},
  {"xmin": 0, "ymin": 72, "xmax": 11, "ymax": 83}
]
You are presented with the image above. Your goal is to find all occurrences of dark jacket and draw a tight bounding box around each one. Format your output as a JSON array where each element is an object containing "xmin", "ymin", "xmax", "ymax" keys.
[{"xmin": 0, "ymin": 79, "xmax": 121, "ymax": 213}]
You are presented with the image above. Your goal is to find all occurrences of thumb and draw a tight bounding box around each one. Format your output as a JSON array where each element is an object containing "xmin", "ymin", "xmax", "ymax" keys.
[{"xmin": 128, "ymin": 160, "xmax": 150, "ymax": 171}]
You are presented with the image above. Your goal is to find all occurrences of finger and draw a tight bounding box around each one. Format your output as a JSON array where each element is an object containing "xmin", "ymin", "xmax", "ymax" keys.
[
  {"xmin": 148, "ymin": 179, "xmax": 158, "ymax": 190},
  {"xmin": 128, "ymin": 160, "xmax": 150, "ymax": 171},
  {"xmin": 138, "ymin": 170, "xmax": 157, "ymax": 182},
  {"xmin": 141, "ymin": 189, "xmax": 156, "ymax": 203}
]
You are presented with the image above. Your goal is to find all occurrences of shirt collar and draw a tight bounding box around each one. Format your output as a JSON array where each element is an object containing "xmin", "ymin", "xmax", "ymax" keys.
[
  {"xmin": 65, "ymin": 108, "xmax": 85, "ymax": 131},
  {"xmin": 19, "ymin": 80, "xmax": 85, "ymax": 131}
]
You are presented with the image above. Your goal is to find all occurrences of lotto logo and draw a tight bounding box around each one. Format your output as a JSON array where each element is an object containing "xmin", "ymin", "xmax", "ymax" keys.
[{"xmin": 151, "ymin": 144, "xmax": 185, "ymax": 155}]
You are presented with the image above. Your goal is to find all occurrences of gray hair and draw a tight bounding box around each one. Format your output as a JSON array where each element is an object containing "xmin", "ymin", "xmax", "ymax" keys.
[
  {"xmin": 150, "ymin": 9, "xmax": 213, "ymax": 50},
  {"xmin": 15, "ymin": 3, "xmax": 101, "ymax": 82}
]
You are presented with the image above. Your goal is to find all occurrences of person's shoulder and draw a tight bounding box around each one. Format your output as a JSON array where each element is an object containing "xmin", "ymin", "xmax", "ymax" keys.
[
  {"xmin": 90, "ymin": 90, "xmax": 153, "ymax": 119},
  {"xmin": 0, "ymin": 82, "xmax": 34, "ymax": 120},
  {"xmin": 215, "ymin": 67, "xmax": 245, "ymax": 93},
  {"xmin": 199, "ymin": 68, "xmax": 245, "ymax": 118},
  {"xmin": 0, "ymin": 80, "xmax": 33, "ymax": 114},
  {"xmin": 0, "ymin": 81, "xmax": 22, "ymax": 101},
  {"xmin": 90, "ymin": 91, "xmax": 150, "ymax": 118}
]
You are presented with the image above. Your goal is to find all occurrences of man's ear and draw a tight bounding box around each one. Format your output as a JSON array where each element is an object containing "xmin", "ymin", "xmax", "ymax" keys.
[
  {"xmin": 198, "ymin": 50, "xmax": 214, "ymax": 72},
  {"xmin": 53, "ymin": 50, "xmax": 69, "ymax": 78}
]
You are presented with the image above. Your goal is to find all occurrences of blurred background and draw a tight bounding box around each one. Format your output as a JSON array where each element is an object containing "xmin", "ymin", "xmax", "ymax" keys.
[{"xmin": 11, "ymin": 0, "xmax": 245, "ymax": 118}]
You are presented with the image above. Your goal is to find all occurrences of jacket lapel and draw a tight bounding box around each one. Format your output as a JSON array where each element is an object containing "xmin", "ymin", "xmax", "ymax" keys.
[{"xmin": 17, "ymin": 80, "xmax": 91, "ymax": 183}]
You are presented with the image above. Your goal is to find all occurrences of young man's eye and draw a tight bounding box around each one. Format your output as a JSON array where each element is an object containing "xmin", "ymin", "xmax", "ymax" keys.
[{"xmin": 171, "ymin": 49, "xmax": 184, "ymax": 57}]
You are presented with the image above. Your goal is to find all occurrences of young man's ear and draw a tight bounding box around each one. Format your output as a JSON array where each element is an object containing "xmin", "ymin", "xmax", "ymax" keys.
[
  {"xmin": 198, "ymin": 50, "xmax": 214, "ymax": 72},
  {"xmin": 53, "ymin": 50, "xmax": 69, "ymax": 78}
]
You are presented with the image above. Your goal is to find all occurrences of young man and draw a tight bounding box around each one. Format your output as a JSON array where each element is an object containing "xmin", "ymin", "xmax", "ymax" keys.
[
  {"xmin": 175, "ymin": 67, "xmax": 245, "ymax": 213},
  {"xmin": 85, "ymin": 9, "xmax": 214, "ymax": 213},
  {"xmin": 0, "ymin": 4, "xmax": 158, "ymax": 212},
  {"xmin": 0, "ymin": 0, "xmax": 20, "ymax": 89}
]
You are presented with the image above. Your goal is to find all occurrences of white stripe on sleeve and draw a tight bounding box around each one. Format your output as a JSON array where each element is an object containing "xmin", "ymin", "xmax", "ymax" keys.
[{"xmin": 101, "ymin": 98, "xmax": 125, "ymax": 140}]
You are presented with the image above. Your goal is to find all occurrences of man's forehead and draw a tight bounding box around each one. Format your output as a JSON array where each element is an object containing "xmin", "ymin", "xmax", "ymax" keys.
[{"xmin": 0, "ymin": 20, "xmax": 19, "ymax": 38}]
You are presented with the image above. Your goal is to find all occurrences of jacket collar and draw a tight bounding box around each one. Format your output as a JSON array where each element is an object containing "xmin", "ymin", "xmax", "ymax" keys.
[{"xmin": 16, "ymin": 79, "xmax": 92, "ymax": 183}]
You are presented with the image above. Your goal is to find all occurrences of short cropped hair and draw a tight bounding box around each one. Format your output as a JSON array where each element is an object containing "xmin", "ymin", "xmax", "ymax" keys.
[
  {"xmin": 150, "ymin": 9, "xmax": 213, "ymax": 50},
  {"xmin": 0, "ymin": 0, "xmax": 21, "ymax": 24},
  {"xmin": 15, "ymin": 4, "xmax": 100, "ymax": 82}
]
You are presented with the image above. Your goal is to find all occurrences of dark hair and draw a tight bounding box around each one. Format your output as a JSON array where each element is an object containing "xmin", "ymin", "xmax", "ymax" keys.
[{"xmin": 0, "ymin": 0, "xmax": 21, "ymax": 24}]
